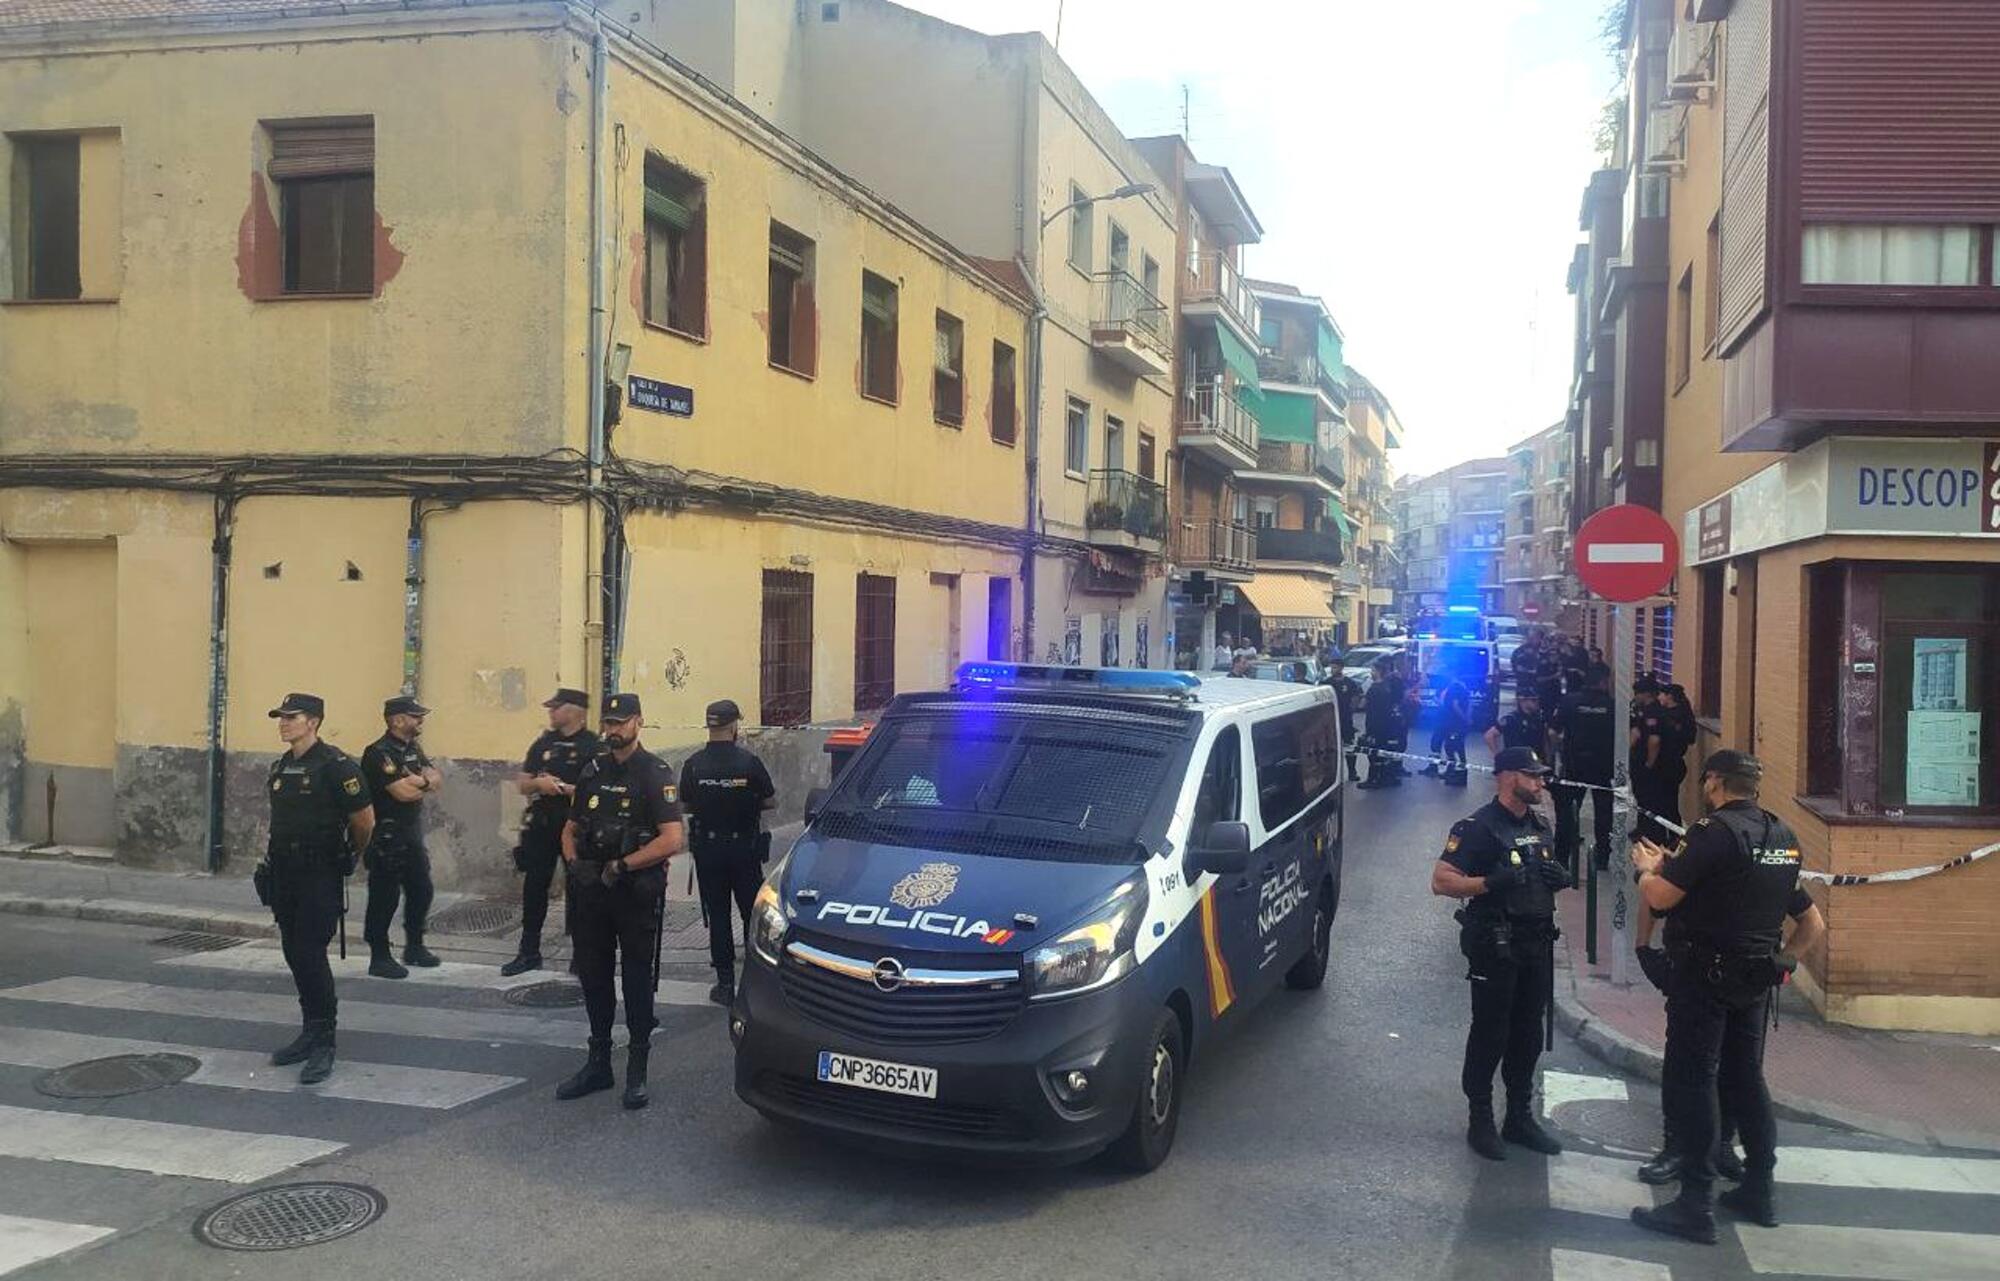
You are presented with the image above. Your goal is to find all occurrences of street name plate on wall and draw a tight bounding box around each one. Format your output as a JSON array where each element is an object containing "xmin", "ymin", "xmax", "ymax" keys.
[{"xmin": 628, "ymin": 375, "xmax": 693, "ymax": 417}]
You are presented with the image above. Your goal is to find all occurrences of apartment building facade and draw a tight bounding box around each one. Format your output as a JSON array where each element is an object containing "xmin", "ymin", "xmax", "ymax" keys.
[
  {"xmin": 1503, "ymin": 421, "xmax": 1573, "ymax": 627},
  {"xmin": 1343, "ymin": 369, "xmax": 1405, "ymax": 640}
]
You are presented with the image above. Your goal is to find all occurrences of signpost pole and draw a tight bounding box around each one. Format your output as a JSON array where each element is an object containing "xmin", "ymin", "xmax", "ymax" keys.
[{"xmin": 1610, "ymin": 601, "xmax": 1634, "ymax": 990}]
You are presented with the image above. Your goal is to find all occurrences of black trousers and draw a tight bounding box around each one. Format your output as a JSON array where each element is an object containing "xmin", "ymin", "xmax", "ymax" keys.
[
  {"xmin": 570, "ymin": 868, "xmax": 662, "ymax": 1041},
  {"xmin": 363, "ymin": 840, "xmax": 434, "ymax": 948},
  {"xmin": 1662, "ymin": 971, "xmax": 1777, "ymax": 1196},
  {"xmin": 1554, "ymin": 780, "xmax": 1614, "ymax": 870},
  {"xmin": 1441, "ymin": 726, "xmax": 1467, "ymax": 772},
  {"xmin": 1633, "ymin": 769, "xmax": 1680, "ymax": 844},
  {"xmin": 1462, "ymin": 931, "xmax": 1552, "ymax": 1107},
  {"xmin": 694, "ymin": 843, "xmax": 761, "ymax": 976},
  {"xmin": 516, "ymin": 821, "xmax": 563, "ymax": 956},
  {"xmin": 269, "ymin": 855, "xmax": 343, "ymax": 1026}
]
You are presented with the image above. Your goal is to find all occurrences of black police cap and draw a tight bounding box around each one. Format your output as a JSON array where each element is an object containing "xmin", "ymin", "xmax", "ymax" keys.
[
  {"xmin": 268, "ymin": 692, "xmax": 324, "ymax": 719},
  {"xmin": 601, "ymin": 693, "xmax": 642, "ymax": 722},
  {"xmin": 1634, "ymin": 675, "xmax": 1662, "ymax": 694},
  {"xmin": 383, "ymin": 695, "xmax": 430, "ymax": 718},
  {"xmin": 705, "ymin": 699, "xmax": 742, "ymax": 728},
  {"xmin": 542, "ymin": 687, "xmax": 589, "ymax": 709},
  {"xmin": 1493, "ymin": 746, "xmax": 1552, "ymax": 776},
  {"xmin": 1702, "ymin": 748, "xmax": 1763, "ymax": 784}
]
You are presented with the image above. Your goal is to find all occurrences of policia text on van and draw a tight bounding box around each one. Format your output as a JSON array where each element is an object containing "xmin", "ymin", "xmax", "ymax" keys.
[{"xmin": 730, "ymin": 664, "xmax": 1345, "ymax": 1171}]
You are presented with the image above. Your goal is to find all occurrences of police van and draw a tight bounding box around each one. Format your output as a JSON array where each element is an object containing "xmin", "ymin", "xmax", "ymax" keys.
[{"xmin": 731, "ymin": 663, "xmax": 1343, "ymax": 1171}]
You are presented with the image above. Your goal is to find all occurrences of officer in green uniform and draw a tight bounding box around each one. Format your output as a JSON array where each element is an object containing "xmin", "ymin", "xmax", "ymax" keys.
[
  {"xmin": 360, "ymin": 695, "xmax": 443, "ymax": 979},
  {"xmin": 1430, "ymin": 746, "xmax": 1572, "ymax": 1161},
  {"xmin": 255, "ymin": 693, "xmax": 374, "ymax": 1085}
]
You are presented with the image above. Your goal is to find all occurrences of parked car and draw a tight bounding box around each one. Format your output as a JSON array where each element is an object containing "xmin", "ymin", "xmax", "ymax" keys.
[{"xmin": 1337, "ymin": 643, "xmax": 1406, "ymax": 695}]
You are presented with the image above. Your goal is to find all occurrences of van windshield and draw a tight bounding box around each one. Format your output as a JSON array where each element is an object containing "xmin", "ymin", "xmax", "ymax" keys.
[{"xmin": 817, "ymin": 711, "xmax": 1176, "ymax": 864}]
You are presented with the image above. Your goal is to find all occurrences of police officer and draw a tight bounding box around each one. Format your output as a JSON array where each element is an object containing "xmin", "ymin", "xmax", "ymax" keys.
[
  {"xmin": 1630, "ymin": 677, "xmax": 1674, "ymax": 844},
  {"xmin": 1486, "ymin": 686, "xmax": 1549, "ymax": 760},
  {"xmin": 1329, "ymin": 669, "xmax": 1366, "ymax": 783},
  {"xmin": 679, "ymin": 699, "xmax": 777, "ymax": 1005},
  {"xmin": 255, "ymin": 693, "xmax": 373, "ymax": 1085},
  {"xmin": 1437, "ymin": 671, "xmax": 1472, "ymax": 785},
  {"xmin": 1657, "ymin": 684, "xmax": 1696, "ymax": 831},
  {"xmin": 1430, "ymin": 746, "xmax": 1572, "ymax": 1160},
  {"xmin": 557, "ymin": 693, "xmax": 685, "ymax": 1109},
  {"xmin": 502, "ymin": 688, "xmax": 600, "ymax": 977},
  {"xmin": 1552, "ymin": 661, "xmax": 1616, "ymax": 872},
  {"xmin": 1628, "ymin": 750, "xmax": 1826, "ymax": 1243},
  {"xmin": 1357, "ymin": 657, "xmax": 1405, "ymax": 789},
  {"xmin": 360, "ymin": 695, "xmax": 442, "ymax": 979}
]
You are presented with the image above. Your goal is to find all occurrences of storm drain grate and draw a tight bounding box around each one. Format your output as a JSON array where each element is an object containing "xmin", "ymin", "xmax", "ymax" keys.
[
  {"xmin": 1552, "ymin": 1098, "xmax": 1663, "ymax": 1153},
  {"xmin": 426, "ymin": 900, "xmax": 521, "ymax": 936},
  {"xmin": 152, "ymin": 931, "xmax": 249, "ymax": 953},
  {"xmin": 37, "ymin": 1053, "xmax": 201, "ymax": 1099},
  {"xmin": 195, "ymin": 1183, "xmax": 386, "ymax": 1252},
  {"xmin": 504, "ymin": 979, "xmax": 586, "ymax": 1008}
]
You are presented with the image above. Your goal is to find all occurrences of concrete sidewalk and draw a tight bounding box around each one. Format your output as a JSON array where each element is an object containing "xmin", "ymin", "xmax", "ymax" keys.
[{"xmin": 1552, "ymin": 872, "xmax": 2000, "ymax": 1154}]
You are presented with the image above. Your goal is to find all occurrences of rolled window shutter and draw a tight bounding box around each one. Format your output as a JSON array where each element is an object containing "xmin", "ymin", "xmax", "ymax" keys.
[
  {"xmin": 769, "ymin": 239, "xmax": 807, "ymax": 274},
  {"xmin": 645, "ymin": 187, "xmax": 693, "ymax": 231},
  {"xmin": 268, "ymin": 122, "xmax": 373, "ymax": 180},
  {"xmin": 861, "ymin": 280, "xmax": 896, "ymax": 324}
]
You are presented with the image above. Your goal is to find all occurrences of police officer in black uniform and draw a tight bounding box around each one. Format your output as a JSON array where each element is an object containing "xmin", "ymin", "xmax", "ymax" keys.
[
  {"xmin": 1486, "ymin": 686, "xmax": 1549, "ymax": 759},
  {"xmin": 1630, "ymin": 676, "xmax": 1673, "ymax": 844},
  {"xmin": 1553, "ymin": 661, "xmax": 1617, "ymax": 872},
  {"xmin": 1656, "ymin": 683, "xmax": 1696, "ymax": 831},
  {"xmin": 1628, "ymin": 750, "xmax": 1827, "ymax": 1243},
  {"xmin": 502, "ymin": 688, "xmax": 600, "ymax": 976},
  {"xmin": 359, "ymin": 695, "xmax": 443, "ymax": 979},
  {"xmin": 1329, "ymin": 669, "xmax": 1366, "ymax": 782},
  {"xmin": 1430, "ymin": 746, "xmax": 1573, "ymax": 1160},
  {"xmin": 1358, "ymin": 657, "xmax": 1406, "ymax": 788},
  {"xmin": 256, "ymin": 693, "xmax": 374, "ymax": 1085},
  {"xmin": 679, "ymin": 699, "xmax": 778, "ymax": 1005},
  {"xmin": 557, "ymin": 693, "xmax": 685, "ymax": 1109}
]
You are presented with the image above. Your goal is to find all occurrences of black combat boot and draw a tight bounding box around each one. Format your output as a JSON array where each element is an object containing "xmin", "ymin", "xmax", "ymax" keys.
[
  {"xmin": 403, "ymin": 933, "xmax": 442, "ymax": 968},
  {"xmin": 1466, "ymin": 1099, "xmax": 1507, "ymax": 1161},
  {"xmin": 1717, "ymin": 1175, "xmax": 1778, "ymax": 1228},
  {"xmin": 368, "ymin": 943, "xmax": 409, "ymax": 980},
  {"xmin": 500, "ymin": 951, "xmax": 542, "ymax": 977},
  {"xmin": 622, "ymin": 1041, "xmax": 650, "ymax": 1110},
  {"xmin": 708, "ymin": 971, "xmax": 734, "ymax": 1006},
  {"xmin": 1716, "ymin": 1145, "xmax": 1746, "ymax": 1182},
  {"xmin": 298, "ymin": 1022, "xmax": 336, "ymax": 1085},
  {"xmin": 1502, "ymin": 1099, "xmax": 1564, "ymax": 1155},
  {"xmin": 1631, "ymin": 1189, "xmax": 1718, "ymax": 1245},
  {"xmin": 269, "ymin": 1025, "xmax": 317, "ymax": 1067},
  {"xmin": 1637, "ymin": 1148, "xmax": 1683, "ymax": 1185},
  {"xmin": 555, "ymin": 1037, "xmax": 615, "ymax": 1100}
]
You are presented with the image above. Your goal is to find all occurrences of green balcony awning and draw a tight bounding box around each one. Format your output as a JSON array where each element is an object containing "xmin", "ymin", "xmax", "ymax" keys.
[
  {"xmin": 1316, "ymin": 322, "xmax": 1344, "ymax": 389},
  {"xmin": 1258, "ymin": 388, "xmax": 1317, "ymax": 443},
  {"xmin": 1216, "ymin": 323, "xmax": 1262, "ymax": 392}
]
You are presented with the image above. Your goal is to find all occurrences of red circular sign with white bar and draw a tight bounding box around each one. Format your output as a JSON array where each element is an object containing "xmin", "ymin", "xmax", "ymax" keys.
[{"xmin": 1573, "ymin": 504, "xmax": 1680, "ymax": 603}]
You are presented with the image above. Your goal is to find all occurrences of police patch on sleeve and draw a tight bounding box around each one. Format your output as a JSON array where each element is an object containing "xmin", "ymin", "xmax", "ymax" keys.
[
  {"xmin": 382, "ymin": 760, "xmax": 398, "ymax": 774},
  {"xmin": 663, "ymin": 785, "xmax": 677, "ymax": 803},
  {"xmin": 1443, "ymin": 832, "xmax": 1462, "ymax": 855},
  {"xmin": 343, "ymin": 778, "xmax": 361, "ymax": 796}
]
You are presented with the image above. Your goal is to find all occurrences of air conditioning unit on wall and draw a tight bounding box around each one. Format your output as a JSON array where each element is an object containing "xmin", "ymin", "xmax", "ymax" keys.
[{"xmin": 1665, "ymin": 21, "xmax": 1717, "ymax": 100}]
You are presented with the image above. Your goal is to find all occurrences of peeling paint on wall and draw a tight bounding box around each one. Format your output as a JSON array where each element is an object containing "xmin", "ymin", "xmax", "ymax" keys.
[
  {"xmin": 470, "ymin": 667, "xmax": 530, "ymax": 711},
  {"xmin": 235, "ymin": 172, "xmax": 281, "ymax": 300}
]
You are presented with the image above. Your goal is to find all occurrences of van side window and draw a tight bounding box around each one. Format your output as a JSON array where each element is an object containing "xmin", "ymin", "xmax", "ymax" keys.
[
  {"xmin": 1192, "ymin": 727, "xmax": 1241, "ymax": 832},
  {"xmin": 1254, "ymin": 705, "xmax": 1340, "ymax": 830}
]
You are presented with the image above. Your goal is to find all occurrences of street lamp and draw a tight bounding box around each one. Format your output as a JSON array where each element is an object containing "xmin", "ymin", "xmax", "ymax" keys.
[{"xmin": 1040, "ymin": 181, "xmax": 1157, "ymax": 232}]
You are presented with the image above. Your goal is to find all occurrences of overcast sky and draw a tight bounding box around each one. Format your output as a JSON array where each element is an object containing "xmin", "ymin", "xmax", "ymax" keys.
[{"xmin": 893, "ymin": 0, "xmax": 1618, "ymax": 480}]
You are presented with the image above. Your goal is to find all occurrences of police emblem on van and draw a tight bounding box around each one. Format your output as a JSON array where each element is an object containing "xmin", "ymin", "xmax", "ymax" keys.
[{"xmin": 890, "ymin": 862, "xmax": 960, "ymax": 909}]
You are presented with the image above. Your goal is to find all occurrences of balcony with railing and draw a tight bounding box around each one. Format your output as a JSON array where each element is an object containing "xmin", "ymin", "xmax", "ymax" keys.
[
  {"xmin": 1255, "ymin": 351, "xmax": 1347, "ymax": 412},
  {"xmin": 1181, "ymin": 252, "xmax": 1261, "ymax": 346},
  {"xmin": 1175, "ymin": 379, "xmax": 1260, "ymax": 469},
  {"xmin": 1255, "ymin": 524, "xmax": 1344, "ymax": 568},
  {"xmin": 1090, "ymin": 271, "xmax": 1172, "ymax": 377},
  {"xmin": 1085, "ymin": 468, "xmax": 1167, "ymax": 548},
  {"xmin": 1170, "ymin": 517, "xmax": 1257, "ymax": 579},
  {"xmin": 1252, "ymin": 439, "xmax": 1345, "ymax": 490}
]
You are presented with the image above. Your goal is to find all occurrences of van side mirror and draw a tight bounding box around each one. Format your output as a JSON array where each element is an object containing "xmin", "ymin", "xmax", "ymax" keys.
[
  {"xmin": 1189, "ymin": 820, "xmax": 1252, "ymax": 876},
  {"xmin": 803, "ymin": 786, "xmax": 830, "ymax": 824}
]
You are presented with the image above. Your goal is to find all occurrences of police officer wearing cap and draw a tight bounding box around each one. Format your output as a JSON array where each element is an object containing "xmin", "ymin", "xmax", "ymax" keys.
[
  {"xmin": 1486, "ymin": 685, "xmax": 1550, "ymax": 761},
  {"xmin": 679, "ymin": 699, "xmax": 778, "ymax": 1005},
  {"xmin": 1630, "ymin": 676, "xmax": 1674, "ymax": 844},
  {"xmin": 255, "ymin": 693, "xmax": 374, "ymax": 1085},
  {"xmin": 1430, "ymin": 746, "xmax": 1572, "ymax": 1161},
  {"xmin": 557, "ymin": 693, "xmax": 685, "ymax": 1109},
  {"xmin": 359, "ymin": 694, "xmax": 443, "ymax": 979},
  {"xmin": 1553, "ymin": 661, "xmax": 1617, "ymax": 872},
  {"xmin": 502, "ymin": 688, "xmax": 600, "ymax": 976},
  {"xmin": 1628, "ymin": 749, "xmax": 1826, "ymax": 1244}
]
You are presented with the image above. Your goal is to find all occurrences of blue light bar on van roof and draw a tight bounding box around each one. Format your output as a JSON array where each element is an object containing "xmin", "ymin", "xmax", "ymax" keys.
[
  {"xmin": 954, "ymin": 663, "xmax": 1201, "ymax": 696},
  {"xmin": 1447, "ymin": 604, "xmax": 1479, "ymax": 613}
]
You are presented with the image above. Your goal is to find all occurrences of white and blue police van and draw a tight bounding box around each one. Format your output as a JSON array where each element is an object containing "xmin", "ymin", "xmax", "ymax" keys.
[{"xmin": 731, "ymin": 663, "xmax": 1344, "ymax": 1171}]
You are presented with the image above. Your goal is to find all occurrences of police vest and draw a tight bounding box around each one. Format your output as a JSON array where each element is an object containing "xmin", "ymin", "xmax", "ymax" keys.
[{"xmin": 1465, "ymin": 810, "xmax": 1557, "ymax": 922}]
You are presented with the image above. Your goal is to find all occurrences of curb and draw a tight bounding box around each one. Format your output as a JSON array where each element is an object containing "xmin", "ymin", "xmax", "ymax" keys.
[
  {"xmin": 0, "ymin": 892, "xmax": 278, "ymax": 940},
  {"xmin": 1553, "ymin": 939, "xmax": 2000, "ymax": 1155}
]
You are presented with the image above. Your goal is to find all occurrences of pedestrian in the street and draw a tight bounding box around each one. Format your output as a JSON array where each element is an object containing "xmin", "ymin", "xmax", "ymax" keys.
[
  {"xmin": 255, "ymin": 692, "xmax": 373, "ymax": 1085},
  {"xmin": 557, "ymin": 693, "xmax": 685, "ymax": 1109},
  {"xmin": 1628, "ymin": 750, "xmax": 1827, "ymax": 1244},
  {"xmin": 1213, "ymin": 633, "xmax": 1234, "ymax": 671},
  {"xmin": 1430, "ymin": 745, "xmax": 1571, "ymax": 1161},
  {"xmin": 1630, "ymin": 676, "xmax": 1673, "ymax": 844},
  {"xmin": 679, "ymin": 698, "xmax": 777, "ymax": 1005},
  {"xmin": 1552, "ymin": 661, "xmax": 1616, "ymax": 873},
  {"xmin": 502, "ymin": 687, "xmax": 600, "ymax": 977},
  {"xmin": 360, "ymin": 695, "xmax": 443, "ymax": 979}
]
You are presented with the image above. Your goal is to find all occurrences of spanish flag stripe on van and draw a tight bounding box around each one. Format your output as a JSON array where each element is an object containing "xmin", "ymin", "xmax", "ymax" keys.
[{"xmin": 1198, "ymin": 886, "xmax": 1236, "ymax": 1018}]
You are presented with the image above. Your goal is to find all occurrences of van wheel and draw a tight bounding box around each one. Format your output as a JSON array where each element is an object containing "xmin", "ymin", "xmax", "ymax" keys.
[
  {"xmin": 1284, "ymin": 881, "xmax": 1336, "ymax": 990},
  {"xmin": 1107, "ymin": 1008, "xmax": 1185, "ymax": 1173}
]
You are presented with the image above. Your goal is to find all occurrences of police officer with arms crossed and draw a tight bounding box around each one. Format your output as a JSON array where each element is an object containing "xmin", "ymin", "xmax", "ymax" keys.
[
  {"xmin": 359, "ymin": 695, "xmax": 443, "ymax": 979},
  {"xmin": 557, "ymin": 693, "xmax": 686, "ymax": 1109},
  {"xmin": 679, "ymin": 699, "xmax": 778, "ymax": 1005},
  {"xmin": 256, "ymin": 693, "xmax": 374, "ymax": 1084},
  {"xmin": 502, "ymin": 688, "xmax": 600, "ymax": 977},
  {"xmin": 1430, "ymin": 746, "xmax": 1573, "ymax": 1160},
  {"xmin": 1486, "ymin": 685, "xmax": 1550, "ymax": 761},
  {"xmin": 1628, "ymin": 750, "xmax": 1827, "ymax": 1244}
]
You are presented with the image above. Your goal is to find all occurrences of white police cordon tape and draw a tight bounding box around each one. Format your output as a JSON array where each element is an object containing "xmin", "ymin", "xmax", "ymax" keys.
[{"xmin": 1354, "ymin": 746, "xmax": 2000, "ymax": 888}]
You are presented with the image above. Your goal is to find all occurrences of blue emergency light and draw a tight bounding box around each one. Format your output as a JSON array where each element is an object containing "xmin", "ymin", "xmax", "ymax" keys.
[
  {"xmin": 954, "ymin": 663, "xmax": 1201, "ymax": 696},
  {"xmin": 1447, "ymin": 604, "xmax": 1479, "ymax": 613}
]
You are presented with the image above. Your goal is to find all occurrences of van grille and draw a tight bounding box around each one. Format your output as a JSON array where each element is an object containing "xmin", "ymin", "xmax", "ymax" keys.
[
  {"xmin": 777, "ymin": 948, "xmax": 1024, "ymax": 1046},
  {"xmin": 759, "ymin": 1072, "xmax": 1024, "ymax": 1140}
]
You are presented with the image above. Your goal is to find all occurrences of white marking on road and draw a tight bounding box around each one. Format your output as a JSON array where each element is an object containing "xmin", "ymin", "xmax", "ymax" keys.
[
  {"xmin": 0, "ymin": 1026, "xmax": 521, "ymax": 1109},
  {"xmin": 1549, "ymin": 1247, "xmax": 1671, "ymax": 1281},
  {"xmin": 1585, "ymin": 543, "xmax": 1666, "ymax": 564},
  {"xmin": 1778, "ymin": 1147, "xmax": 2000, "ymax": 1196},
  {"xmin": 0, "ymin": 1103, "xmax": 342, "ymax": 1183},
  {"xmin": 1542, "ymin": 1070, "xmax": 1630, "ymax": 1112},
  {"xmin": 161, "ymin": 946, "xmax": 549, "ymax": 991},
  {"xmin": 0, "ymin": 1214, "xmax": 114, "ymax": 1278},
  {"xmin": 1548, "ymin": 1152, "xmax": 1657, "ymax": 1220},
  {"xmin": 1737, "ymin": 1224, "xmax": 2000, "ymax": 1280}
]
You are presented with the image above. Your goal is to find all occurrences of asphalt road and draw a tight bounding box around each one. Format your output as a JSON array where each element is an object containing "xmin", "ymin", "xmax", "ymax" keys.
[{"xmin": 2, "ymin": 741, "xmax": 1995, "ymax": 1281}]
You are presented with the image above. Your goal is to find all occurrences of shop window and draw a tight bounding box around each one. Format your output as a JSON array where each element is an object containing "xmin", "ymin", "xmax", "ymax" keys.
[
  {"xmin": 1878, "ymin": 569, "xmax": 1997, "ymax": 811},
  {"xmin": 932, "ymin": 310, "xmax": 964, "ymax": 426},
  {"xmin": 990, "ymin": 340, "xmax": 1017, "ymax": 444},
  {"xmin": 1804, "ymin": 564, "xmax": 1844, "ymax": 797},
  {"xmin": 768, "ymin": 221, "xmax": 815, "ymax": 375},
  {"xmin": 269, "ymin": 120, "xmax": 373, "ymax": 295},
  {"xmin": 1697, "ymin": 564, "xmax": 1724, "ymax": 719},
  {"xmin": 1650, "ymin": 603, "xmax": 1674, "ymax": 682},
  {"xmin": 853, "ymin": 573, "xmax": 896, "ymax": 713},
  {"xmin": 860, "ymin": 270, "xmax": 898, "ymax": 403},
  {"xmin": 759, "ymin": 570, "xmax": 813, "ymax": 727},
  {"xmin": 644, "ymin": 158, "xmax": 706, "ymax": 337}
]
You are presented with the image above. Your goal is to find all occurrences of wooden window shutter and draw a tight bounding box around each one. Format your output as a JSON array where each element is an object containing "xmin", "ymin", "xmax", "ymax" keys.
[{"xmin": 268, "ymin": 121, "xmax": 374, "ymax": 180}]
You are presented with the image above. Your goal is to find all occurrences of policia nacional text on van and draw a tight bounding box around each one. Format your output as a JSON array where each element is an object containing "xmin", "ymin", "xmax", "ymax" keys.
[{"xmin": 731, "ymin": 664, "xmax": 1344, "ymax": 1171}]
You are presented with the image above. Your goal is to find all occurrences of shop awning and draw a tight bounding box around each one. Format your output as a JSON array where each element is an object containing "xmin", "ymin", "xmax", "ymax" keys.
[
  {"xmin": 1216, "ymin": 322, "xmax": 1263, "ymax": 392},
  {"xmin": 1237, "ymin": 572, "xmax": 1336, "ymax": 628}
]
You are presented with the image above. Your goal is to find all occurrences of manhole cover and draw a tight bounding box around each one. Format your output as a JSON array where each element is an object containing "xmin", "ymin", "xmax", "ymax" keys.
[
  {"xmin": 152, "ymin": 930, "xmax": 248, "ymax": 953},
  {"xmin": 37, "ymin": 1053, "xmax": 201, "ymax": 1099},
  {"xmin": 505, "ymin": 979, "xmax": 585, "ymax": 1007},
  {"xmin": 1552, "ymin": 1098, "xmax": 1663, "ymax": 1152},
  {"xmin": 427, "ymin": 900, "xmax": 520, "ymax": 936},
  {"xmin": 195, "ymin": 1183, "xmax": 385, "ymax": 1252}
]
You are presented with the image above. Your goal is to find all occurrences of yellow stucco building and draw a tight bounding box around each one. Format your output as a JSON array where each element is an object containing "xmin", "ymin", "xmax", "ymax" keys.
[{"xmin": 0, "ymin": 0, "xmax": 1032, "ymax": 888}]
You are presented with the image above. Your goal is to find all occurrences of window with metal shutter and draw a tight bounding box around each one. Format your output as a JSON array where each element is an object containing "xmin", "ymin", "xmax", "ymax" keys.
[{"xmin": 268, "ymin": 121, "xmax": 373, "ymax": 180}]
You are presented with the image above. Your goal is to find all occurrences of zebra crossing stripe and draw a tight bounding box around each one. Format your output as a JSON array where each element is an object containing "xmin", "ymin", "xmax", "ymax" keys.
[
  {"xmin": 1777, "ymin": 1147, "xmax": 2000, "ymax": 1197},
  {"xmin": 0, "ymin": 1103, "xmax": 342, "ymax": 1183},
  {"xmin": 1736, "ymin": 1224, "xmax": 2000, "ymax": 1280},
  {"xmin": 0, "ymin": 1214, "xmax": 114, "ymax": 1278},
  {"xmin": 160, "ymin": 946, "xmax": 552, "ymax": 991},
  {"xmin": 1548, "ymin": 1247, "xmax": 1670, "ymax": 1281},
  {"xmin": 1547, "ymin": 1153, "xmax": 1658, "ymax": 1220}
]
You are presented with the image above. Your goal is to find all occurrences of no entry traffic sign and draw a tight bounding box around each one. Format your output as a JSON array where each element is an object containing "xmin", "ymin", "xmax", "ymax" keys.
[{"xmin": 1574, "ymin": 504, "xmax": 1680, "ymax": 602}]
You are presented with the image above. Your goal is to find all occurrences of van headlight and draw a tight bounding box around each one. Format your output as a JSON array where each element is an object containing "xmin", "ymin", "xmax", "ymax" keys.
[
  {"xmin": 750, "ymin": 882, "xmax": 787, "ymax": 966},
  {"xmin": 1025, "ymin": 881, "xmax": 1146, "ymax": 1000}
]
